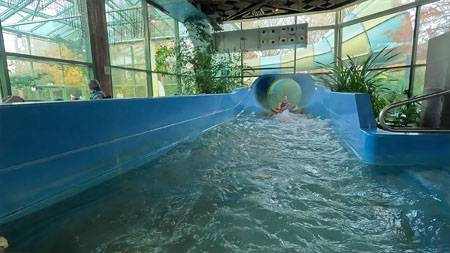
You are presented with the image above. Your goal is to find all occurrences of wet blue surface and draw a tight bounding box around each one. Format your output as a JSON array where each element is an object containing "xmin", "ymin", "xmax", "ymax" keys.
[
  {"xmin": 2, "ymin": 113, "xmax": 449, "ymax": 252},
  {"xmin": 2, "ymin": 74, "xmax": 448, "ymax": 226}
]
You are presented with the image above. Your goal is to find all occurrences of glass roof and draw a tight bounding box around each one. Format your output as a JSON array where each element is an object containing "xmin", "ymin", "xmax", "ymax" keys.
[
  {"xmin": 0, "ymin": 0, "xmax": 176, "ymax": 44},
  {"xmin": 0, "ymin": 0, "xmax": 86, "ymax": 42}
]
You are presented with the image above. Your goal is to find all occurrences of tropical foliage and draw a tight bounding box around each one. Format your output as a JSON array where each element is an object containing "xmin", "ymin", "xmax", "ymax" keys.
[
  {"xmin": 9, "ymin": 73, "xmax": 47, "ymax": 89},
  {"xmin": 316, "ymin": 47, "xmax": 399, "ymax": 118},
  {"xmin": 383, "ymin": 90, "xmax": 422, "ymax": 127},
  {"xmin": 155, "ymin": 18, "xmax": 244, "ymax": 95}
]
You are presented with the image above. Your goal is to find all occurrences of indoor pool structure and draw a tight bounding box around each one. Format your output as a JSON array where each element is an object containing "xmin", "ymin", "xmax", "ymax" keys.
[{"xmin": 0, "ymin": 0, "xmax": 450, "ymax": 252}]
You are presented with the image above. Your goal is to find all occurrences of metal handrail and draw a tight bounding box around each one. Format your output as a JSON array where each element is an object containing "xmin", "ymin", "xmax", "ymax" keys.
[{"xmin": 379, "ymin": 89, "xmax": 450, "ymax": 132}]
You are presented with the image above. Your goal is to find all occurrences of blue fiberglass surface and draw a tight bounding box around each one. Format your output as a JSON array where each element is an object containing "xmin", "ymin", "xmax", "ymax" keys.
[
  {"xmin": 1, "ymin": 113, "xmax": 449, "ymax": 252},
  {"xmin": 244, "ymin": 74, "xmax": 450, "ymax": 167},
  {"xmin": 0, "ymin": 73, "xmax": 449, "ymax": 226},
  {"xmin": 0, "ymin": 89, "xmax": 248, "ymax": 223}
]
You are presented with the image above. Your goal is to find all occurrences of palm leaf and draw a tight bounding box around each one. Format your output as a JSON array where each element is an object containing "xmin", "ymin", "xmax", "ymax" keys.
[{"xmin": 315, "ymin": 45, "xmax": 399, "ymax": 118}]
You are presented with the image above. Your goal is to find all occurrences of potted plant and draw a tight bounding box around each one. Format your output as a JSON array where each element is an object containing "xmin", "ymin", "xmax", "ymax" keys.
[{"xmin": 316, "ymin": 46, "xmax": 398, "ymax": 118}]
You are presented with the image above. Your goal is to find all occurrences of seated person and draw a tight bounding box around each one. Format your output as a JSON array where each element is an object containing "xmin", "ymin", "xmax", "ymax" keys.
[
  {"xmin": 269, "ymin": 95, "xmax": 303, "ymax": 116},
  {"xmin": 87, "ymin": 80, "xmax": 104, "ymax": 100},
  {"xmin": 2, "ymin": 95, "xmax": 25, "ymax": 103},
  {"xmin": 277, "ymin": 95, "xmax": 290, "ymax": 111}
]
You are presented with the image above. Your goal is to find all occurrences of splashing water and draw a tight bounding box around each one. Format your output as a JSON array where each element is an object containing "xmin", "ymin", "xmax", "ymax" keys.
[{"xmin": 3, "ymin": 113, "xmax": 450, "ymax": 252}]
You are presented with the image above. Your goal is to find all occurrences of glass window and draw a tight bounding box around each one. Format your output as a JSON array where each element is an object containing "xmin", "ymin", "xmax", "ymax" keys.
[
  {"xmin": 106, "ymin": 0, "xmax": 145, "ymax": 69},
  {"xmin": 148, "ymin": 4, "xmax": 178, "ymax": 96},
  {"xmin": 220, "ymin": 23, "xmax": 241, "ymax": 31},
  {"xmin": 341, "ymin": 0, "xmax": 417, "ymax": 22},
  {"xmin": 413, "ymin": 66, "xmax": 426, "ymax": 96},
  {"xmin": 296, "ymin": 30, "xmax": 334, "ymax": 72},
  {"xmin": 1, "ymin": 0, "xmax": 91, "ymax": 62},
  {"xmin": 149, "ymin": 5, "xmax": 176, "ymax": 73},
  {"xmin": 8, "ymin": 57, "xmax": 90, "ymax": 101},
  {"xmin": 297, "ymin": 12, "xmax": 336, "ymax": 27},
  {"xmin": 379, "ymin": 67, "xmax": 411, "ymax": 94},
  {"xmin": 175, "ymin": 22, "xmax": 192, "ymax": 77},
  {"xmin": 341, "ymin": 2, "xmax": 365, "ymax": 21},
  {"xmin": 2, "ymin": 32, "xmax": 29, "ymax": 54},
  {"xmin": 111, "ymin": 68, "xmax": 148, "ymax": 98},
  {"xmin": 132, "ymin": 43, "xmax": 146, "ymax": 69},
  {"xmin": 151, "ymin": 73, "xmax": 178, "ymax": 96},
  {"xmin": 341, "ymin": 8, "xmax": 416, "ymax": 67},
  {"xmin": 416, "ymin": 1, "xmax": 450, "ymax": 64},
  {"xmin": 0, "ymin": 0, "xmax": 92, "ymax": 102},
  {"xmin": 243, "ymin": 48, "xmax": 295, "ymax": 76},
  {"xmin": 109, "ymin": 44, "xmax": 133, "ymax": 68}
]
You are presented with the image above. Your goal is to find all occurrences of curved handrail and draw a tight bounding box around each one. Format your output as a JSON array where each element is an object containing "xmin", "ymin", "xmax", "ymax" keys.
[{"xmin": 379, "ymin": 89, "xmax": 450, "ymax": 132}]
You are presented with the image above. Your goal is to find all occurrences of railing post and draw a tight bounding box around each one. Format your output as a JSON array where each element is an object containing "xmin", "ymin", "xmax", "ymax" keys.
[{"xmin": 379, "ymin": 89, "xmax": 450, "ymax": 132}]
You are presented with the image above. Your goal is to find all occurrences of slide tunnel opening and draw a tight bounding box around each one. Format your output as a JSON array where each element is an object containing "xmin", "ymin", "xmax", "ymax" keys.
[{"xmin": 253, "ymin": 77, "xmax": 303, "ymax": 110}]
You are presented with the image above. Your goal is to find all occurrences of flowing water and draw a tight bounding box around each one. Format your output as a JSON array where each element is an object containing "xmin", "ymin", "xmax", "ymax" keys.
[{"xmin": 2, "ymin": 112, "xmax": 450, "ymax": 252}]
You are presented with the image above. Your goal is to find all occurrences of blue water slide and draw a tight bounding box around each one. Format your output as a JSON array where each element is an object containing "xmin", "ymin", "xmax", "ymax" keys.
[
  {"xmin": 1, "ymin": 74, "xmax": 449, "ymax": 224},
  {"xmin": 247, "ymin": 1, "xmax": 411, "ymax": 71},
  {"xmin": 245, "ymin": 74, "xmax": 450, "ymax": 168},
  {"xmin": 0, "ymin": 89, "xmax": 248, "ymax": 224}
]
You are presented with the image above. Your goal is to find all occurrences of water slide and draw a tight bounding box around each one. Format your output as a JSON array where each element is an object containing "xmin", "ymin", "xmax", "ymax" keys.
[
  {"xmin": 1, "ymin": 73, "xmax": 449, "ymax": 225},
  {"xmin": 0, "ymin": 0, "xmax": 447, "ymax": 226},
  {"xmin": 244, "ymin": 0, "xmax": 410, "ymax": 73}
]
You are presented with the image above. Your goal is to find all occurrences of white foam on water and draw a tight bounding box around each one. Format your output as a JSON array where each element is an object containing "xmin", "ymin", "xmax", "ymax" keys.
[{"xmin": 4, "ymin": 113, "xmax": 449, "ymax": 253}]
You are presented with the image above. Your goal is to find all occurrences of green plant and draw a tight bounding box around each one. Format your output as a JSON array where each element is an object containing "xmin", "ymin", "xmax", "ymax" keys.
[
  {"xmin": 9, "ymin": 73, "xmax": 48, "ymax": 89},
  {"xmin": 155, "ymin": 45, "xmax": 176, "ymax": 75},
  {"xmin": 155, "ymin": 18, "xmax": 244, "ymax": 95},
  {"xmin": 384, "ymin": 90, "xmax": 422, "ymax": 127},
  {"xmin": 316, "ymin": 47, "xmax": 398, "ymax": 118}
]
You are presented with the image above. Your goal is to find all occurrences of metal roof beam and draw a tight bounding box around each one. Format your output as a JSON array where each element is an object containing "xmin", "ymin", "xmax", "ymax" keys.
[
  {"xmin": 0, "ymin": 1, "xmax": 84, "ymax": 38},
  {"xmin": 18, "ymin": 0, "xmax": 60, "ymax": 23},
  {"xmin": 45, "ymin": 23, "xmax": 67, "ymax": 36},
  {"xmin": 2, "ymin": 15, "xmax": 81, "ymax": 27},
  {"xmin": 225, "ymin": 0, "xmax": 272, "ymax": 21},
  {"xmin": 0, "ymin": 0, "xmax": 34, "ymax": 21},
  {"xmin": 106, "ymin": 2, "xmax": 136, "ymax": 42},
  {"xmin": 106, "ymin": 1, "xmax": 141, "ymax": 25},
  {"xmin": 0, "ymin": 1, "xmax": 52, "ymax": 22},
  {"xmin": 29, "ymin": 4, "xmax": 75, "ymax": 33}
]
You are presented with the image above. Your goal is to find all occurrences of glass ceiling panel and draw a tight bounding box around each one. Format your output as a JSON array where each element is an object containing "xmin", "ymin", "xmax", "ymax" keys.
[
  {"xmin": 105, "ymin": 0, "xmax": 176, "ymax": 44},
  {"xmin": 0, "ymin": 0, "xmax": 91, "ymax": 62},
  {"xmin": 0, "ymin": 0, "xmax": 175, "ymax": 45},
  {"xmin": 106, "ymin": 0, "xmax": 143, "ymax": 44},
  {"xmin": 0, "ymin": 0, "xmax": 87, "ymax": 43}
]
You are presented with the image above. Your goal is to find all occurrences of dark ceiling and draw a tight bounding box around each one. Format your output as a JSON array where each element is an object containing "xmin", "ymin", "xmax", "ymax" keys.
[{"xmin": 195, "ymin": 0, "xmax": 361, "ymax": 21}]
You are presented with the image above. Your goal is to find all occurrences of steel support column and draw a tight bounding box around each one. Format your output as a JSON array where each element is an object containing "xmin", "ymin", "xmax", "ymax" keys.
[
  {"xmin": 408, "ymin": 6, "xmax": 422, "ymax": 97},
  {"xmin": 0, "ymin": 22, "xmax": 11, "ymax": 97},
  {"xmin": 142, "ymin": 0, "xmax": 153, "ymax": 97},
  {"xmin": 335, "ymin": 10, "xmax": 342, "ymax": 63},
  {"xmin": 174, "ymin": 20, "xmax": 182, "ymax": 93},
  {"xmin": 294, "ymin": 17, "xmax": 297, "ymax": 73}
]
